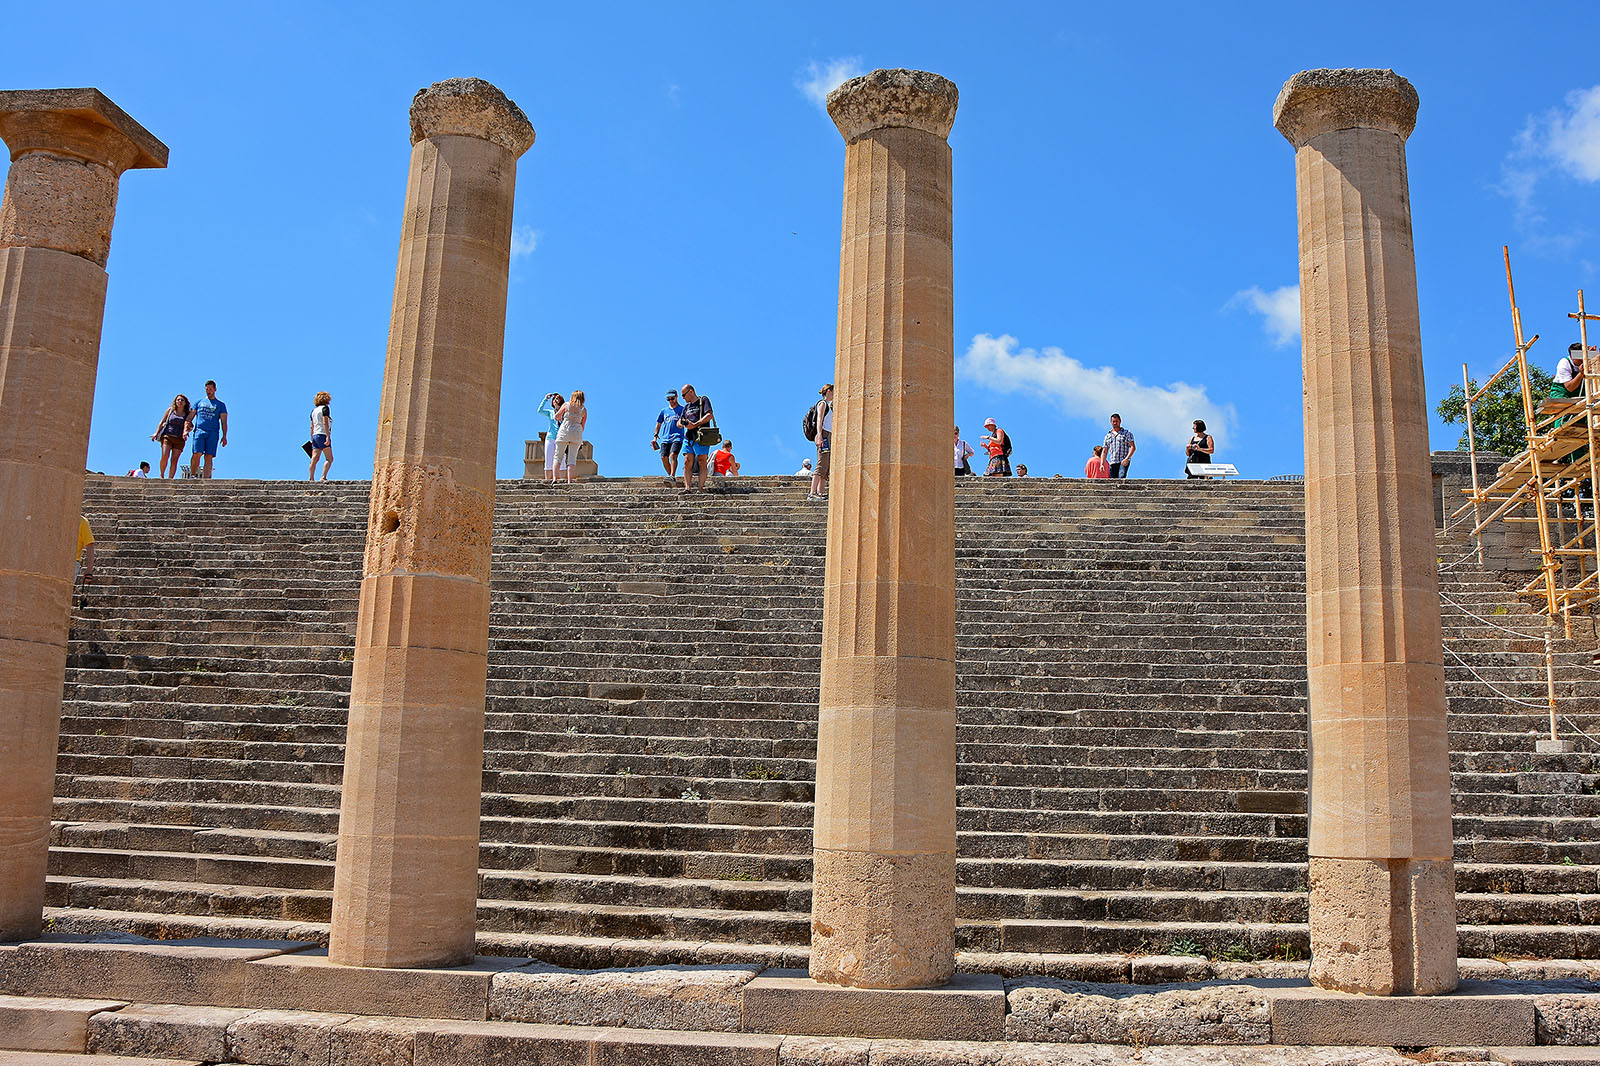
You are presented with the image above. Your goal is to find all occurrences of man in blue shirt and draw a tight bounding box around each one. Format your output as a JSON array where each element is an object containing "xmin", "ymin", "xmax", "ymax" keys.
[
  {"xmin": 651, "ymin": 388, "xmax": 686, "ymax": 484},
  {"xmin": 187, "ymin": 379, "xmax": 228, "ymax": 479}
]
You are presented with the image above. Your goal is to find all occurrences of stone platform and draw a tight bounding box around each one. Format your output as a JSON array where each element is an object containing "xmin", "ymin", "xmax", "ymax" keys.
[{"xmin": 1, "ymin": 935, "xmax": 1598, "ymax": 1062}]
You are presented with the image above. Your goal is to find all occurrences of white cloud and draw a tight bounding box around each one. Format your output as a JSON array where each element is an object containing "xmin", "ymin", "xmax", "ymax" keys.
[
  {"xmin": 797, "ymin": 57, "xmax": 865, "ymax": 111},
  {"xmin": 1227, "ymin": 284, "xmax": 1301, "ymax": 348},
  {"xmin": 958, "ymin": 333, "xmax": 1235, "ymax": 454},
  {"xmin": 1503, "ymin": 85, "xmax": 1600, "ymax": 228},
  {"xmin": 510, "ymin": 226, "xmax": 539, "ymax": 259}
]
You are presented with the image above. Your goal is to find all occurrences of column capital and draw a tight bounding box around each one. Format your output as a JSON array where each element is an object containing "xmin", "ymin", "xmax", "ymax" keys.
[
  {"xmin": 410, "ymin": 78, "xmax": 535, "ymax": 156},
  {"xmin": 827, "ymin": 68, "xmax": 957, "ymax": 143},
  {"xmin": 1273, "ymin": 68, "xmax": 1417, "ymax": 149},
  {"xmin": 0, "ymin": 88, "xmax": 167, "ymax": 173}
]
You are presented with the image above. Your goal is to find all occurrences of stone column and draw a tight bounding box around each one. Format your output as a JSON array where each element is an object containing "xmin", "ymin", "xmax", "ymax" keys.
[
  {"xmin": 0, "ymin": 89, "xmax": 166, "ymax": 941},
  {"xmin": 329, "ymin": 78, "xmax": 533, "ymax": 969},
  {"xmin": 811, "ymin": 69, "xmax": 959, "ymax": 990},
  {"xmin": 1275, "ymin": 69, "xmax": 1457, "ymax": 996}
]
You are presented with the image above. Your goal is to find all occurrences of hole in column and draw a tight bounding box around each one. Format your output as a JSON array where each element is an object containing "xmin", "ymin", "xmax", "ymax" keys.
[{"xmin": 380, "ymin": 510, "xmax": 400, "ymax": 534}]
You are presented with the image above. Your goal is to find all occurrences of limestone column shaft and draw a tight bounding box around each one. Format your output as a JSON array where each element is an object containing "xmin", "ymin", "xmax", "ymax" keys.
[
  {"xmin": 1275, "ymin": 68, "xmax": 1457, "ymax": 996},
  {"xmin": 329, "ymin": 78, "xmax": 533, "ymax": 969},
  {"xmin": 812, "ymin": 69, "xmax": 959, "ymax": 990},
  {"xmin": 0, "ymin": 89, "xmax": 166, "ymax": 941}
]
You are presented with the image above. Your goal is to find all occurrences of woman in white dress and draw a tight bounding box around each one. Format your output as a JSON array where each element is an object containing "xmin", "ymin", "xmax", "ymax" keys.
[{"xmin": 554, "ymin": 389, "xmax": 587, "ymax": 484}]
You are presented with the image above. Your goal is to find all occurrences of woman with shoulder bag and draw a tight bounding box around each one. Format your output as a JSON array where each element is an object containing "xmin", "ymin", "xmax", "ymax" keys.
[{"xmin": 954, "ymin": 425, "xmax": 975, "ymax": 476}]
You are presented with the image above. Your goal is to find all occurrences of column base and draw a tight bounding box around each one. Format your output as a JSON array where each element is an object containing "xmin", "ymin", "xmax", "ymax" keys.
[
  {"xmin": 809, "ymin": 849, "xmax": 954, "ymax": 989},
  {"xmin": 1309, "ymin": 856, "xmax": 1457, "ymax": 995},
  {"xmin": 741, "ymin": 969, "xmax": 1003, "ymax": 1040}
]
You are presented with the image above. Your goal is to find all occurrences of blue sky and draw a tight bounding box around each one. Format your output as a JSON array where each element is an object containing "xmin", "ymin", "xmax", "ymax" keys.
[{"xmin": 9, "ymin": 1, "xmax": 1599, "ymax": 480}]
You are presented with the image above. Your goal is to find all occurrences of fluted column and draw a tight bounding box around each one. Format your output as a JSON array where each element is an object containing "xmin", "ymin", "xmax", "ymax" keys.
[
  {"xmin": 1275, "ymin": 68, "xmax": 1457, "ymax": 996},
  {"xmin": 811, "ymin": 69, "xmax": 958, "ymax": 990},
  {"xmin": 329, "ymin": 78, "xmax": 534, "ymax": 968},
  {"xmin": 0, "ymin": 89, "xmax": 166, "ymax": 941}
]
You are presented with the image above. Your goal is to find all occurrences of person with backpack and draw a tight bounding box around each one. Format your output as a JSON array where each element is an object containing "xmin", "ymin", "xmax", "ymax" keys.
[
  {"xmin": 806, "ymin": 383, "xmax": 832, "ymax": 501},
  {"xmin": 981, "ymin": 417, "xmax": 1012, "ymax": 476}
]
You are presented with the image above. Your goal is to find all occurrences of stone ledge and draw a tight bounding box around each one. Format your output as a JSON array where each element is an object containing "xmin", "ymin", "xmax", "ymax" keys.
[
  {"xmin": 741, "ymin": 970, "xmax": 1004, "ymax": 1041},
  {"xmin": 0, "ymin": 994, "xmax": 129, "ymax": 1052},
  {"xmin": 1268, "ymin": 981, "xmax": 1536, "ymax": 1046}
]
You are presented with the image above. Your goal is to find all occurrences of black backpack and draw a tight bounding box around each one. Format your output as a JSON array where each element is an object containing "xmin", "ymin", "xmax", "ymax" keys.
[
  {"xmin": 1000, "ymin": 431, "xmax": 1012, "ymax": 457},
  {"xmin": 802, "ymin": 402, "xmax": 820, "ymax": 442}
]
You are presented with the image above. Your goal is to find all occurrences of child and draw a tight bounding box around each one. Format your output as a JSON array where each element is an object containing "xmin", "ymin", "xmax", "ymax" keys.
[{"xmin": 127, "ymin": 461, "xmax": 151, "ymax": 478}]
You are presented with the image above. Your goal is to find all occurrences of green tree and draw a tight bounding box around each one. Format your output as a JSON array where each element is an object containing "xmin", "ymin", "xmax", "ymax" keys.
[{"xmin": 1436, "ymin": 364, "xmax": 1555, "ymax": 456}]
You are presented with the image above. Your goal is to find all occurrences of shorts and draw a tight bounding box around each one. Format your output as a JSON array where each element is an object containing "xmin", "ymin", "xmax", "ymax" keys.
[
  {"xmin": 311, "ymin": 434, "xmax": 329, "ymax": 450},
  {"xmin": 815, "ymin": 435, "xmax": 831, "ymax": 477},
  {"xmin": 160, "ymin": 434, "xmax": 185, "ymax": 450},
  {"xmin": 191, "ymin": 427, "xmax": 218, "ymax": 457},
  {"xmin": 685, "ymin": 439, "xmax": 712, "ymax": 457},
  {"xmin": 659, "ymin": 438, "xmax": 683, "ymax": 458}
]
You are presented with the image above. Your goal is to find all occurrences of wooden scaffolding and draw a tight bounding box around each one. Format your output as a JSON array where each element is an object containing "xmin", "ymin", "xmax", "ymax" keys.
[{"xmin": 1455, "ymin": 249, "xmax": 1600, "ymax": 629}]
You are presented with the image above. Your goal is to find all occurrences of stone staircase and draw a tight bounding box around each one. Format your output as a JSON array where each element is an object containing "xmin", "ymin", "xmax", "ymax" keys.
[{"xmin": 43, "ymin": 473, "xmax": 1600, "ymax": 973}]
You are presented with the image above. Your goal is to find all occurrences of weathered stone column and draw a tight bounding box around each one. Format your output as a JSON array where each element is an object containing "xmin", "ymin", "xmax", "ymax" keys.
[
  {"xmin": 1275, "ymin": 69, "xmax": 1457, "ymax": 995},
  {"xmin": 811, "ymin": 69, "xmax": 958, "ymax": 990},
  {"xmin": 329, "ymin": 78, "xmax": 533, "ymax": 968},
  {"xmin": 0, "ymin": 89, "xmax": 166, "ymax": 941}
]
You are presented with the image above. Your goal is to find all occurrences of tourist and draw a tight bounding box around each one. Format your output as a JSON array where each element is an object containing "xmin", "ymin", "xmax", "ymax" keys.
[
  {"xmin": 794, "ymin": 458, "xmax": 813, "ymax": 477},
  {"xmin": 678, "ymin": 383, "xmax": 715, "ymax": 492},
  {"xmin": 1102, "ymin": 413, "xmax": 1135, "ymax": 479},
  {"xmin": 713, "ymin": 439, "xmax": 740, "ymax": 477},
  {"xmin": 1185, "ymin": 419, "xmax": 1215, "ymax": 478},
  {"xmin": 810, "ymin": 384, "xmax": 832, "ymax": 501},
  {"xmin": 308, "ymin": 391, "xmax": 334, "ymax": 481},
  {"xmin": 76, "ymin": 516, "xmax": 95, "ymax": 584},
  {"xmin": 1016, "ymin": 464, "xmax": 1029, "ymax": 477},
  {"xmin": 954, "ymin": 426, "xmax": 975, "ymax": 476},
  {"xmin": 127, "ymin": 462, "xmax": 151, "ymax": 478},
  {"xmin": 186, "ymin": 380, "xmax": 228, "ymax": 479},
  {"xmin": 554, "ymin": 389, "xmax": 587, "ymax": 484},
  {"xmin": 538, "ymin": 392, "xmax": 565, "ymax": 483},
  {"xmin": 1085, "ymin": 444, "xmax": 1110, "ymax": 478},
  {"xmin": 980, "ymin": 418, "xmax": 1012, "ymax": 476},
  {"xmin": 149, "ymin": 393, "xmax": 190, "ymax": 479},
  {"xmin": 652, "ymin": 387, "xmax": 686, "ymax": 485}
]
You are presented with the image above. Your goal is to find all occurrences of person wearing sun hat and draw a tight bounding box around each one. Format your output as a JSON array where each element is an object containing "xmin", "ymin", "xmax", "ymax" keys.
[
  {"xmin": 810, "ymin": 383, "xmax": 833, "ymax": 500},
  {"xmin": 980, "ymin": 417, "xmax": 1012, "ymax": 476}
]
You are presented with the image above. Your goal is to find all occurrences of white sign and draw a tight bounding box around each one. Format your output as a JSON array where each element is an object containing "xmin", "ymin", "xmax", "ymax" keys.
[{"xmin": 1186, "ymin": 463, "xmax": 1239, "ymax": 479}]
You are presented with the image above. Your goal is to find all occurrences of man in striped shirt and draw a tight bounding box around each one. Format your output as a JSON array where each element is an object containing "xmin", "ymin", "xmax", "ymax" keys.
[{"xmin": 1103, "ymin": 413, "xmax": 1136, "ymax": 479}]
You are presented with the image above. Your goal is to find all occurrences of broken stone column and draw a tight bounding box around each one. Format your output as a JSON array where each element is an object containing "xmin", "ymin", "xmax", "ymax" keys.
[
  {"xmin": 329, "ymin": 78, "xmax": 534, "ymax": 968},
  {"xmin": 811, "ymin": 69, "xmax": 959, "ymax": 990},
  {"xmin": 1275, "ymin": 69, "xmax": 1457, "ymax": 995},
  {"xmin": 0, "ymin": 89, "xmax": 166, "ymax": 941}
]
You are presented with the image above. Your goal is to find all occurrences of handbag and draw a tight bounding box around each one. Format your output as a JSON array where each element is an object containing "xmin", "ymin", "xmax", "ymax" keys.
[{"xmin": 696, "ymin": 416, "xmax": 721, "ymax": 447}]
